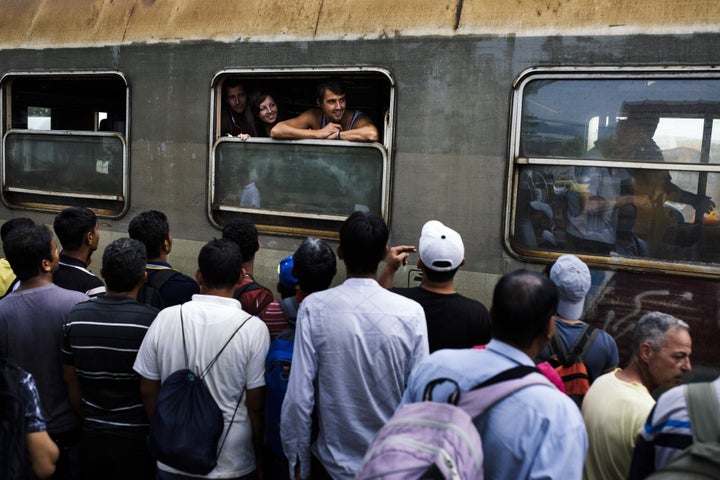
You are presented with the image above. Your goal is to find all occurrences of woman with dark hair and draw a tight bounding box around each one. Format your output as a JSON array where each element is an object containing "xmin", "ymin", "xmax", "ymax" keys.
[{"xmin": 251, "ymin": 91, "xmax": 280, "ymax": 137}]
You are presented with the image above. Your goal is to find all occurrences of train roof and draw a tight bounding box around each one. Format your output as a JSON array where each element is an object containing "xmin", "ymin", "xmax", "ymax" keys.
[{"xmin": 3, "ymin": 0, "xmax": 720, "ymax": 49}]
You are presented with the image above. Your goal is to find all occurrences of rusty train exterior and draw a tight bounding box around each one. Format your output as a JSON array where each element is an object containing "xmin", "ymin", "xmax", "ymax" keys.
[{"xmin": 2, "ymin": 0, "xmax": 720, "ymax": 373}]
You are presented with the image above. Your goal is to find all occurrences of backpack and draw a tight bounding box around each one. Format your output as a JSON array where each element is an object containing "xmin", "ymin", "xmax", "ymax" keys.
[
  {"xmin": 234, "ymin": 281, "xmax": 273, "ymax": 315},
  {"xmin": 0, "ymin": 359, "xmax": 29, "ymax": 480},
  {"xmin": 646, "ymin": 382, "xmax": 720, "ymax": 479},
  {"xmin": 148, "ymin": 308, "xmax": 251, "ymax": 475},
  {"xmin": 356, "ymin": 366, "xmax": 554, "ymax": 480},
  {"xmin": 264, "ymin": 296, "xmax": 299, "ymax": 459},
  {"xmin": 137, "ymin": 268, "xmax": 178, "ymax": 309},
  {"xmin": 547, "ymin": 324, "xmax": 599, "ymax": 407}
]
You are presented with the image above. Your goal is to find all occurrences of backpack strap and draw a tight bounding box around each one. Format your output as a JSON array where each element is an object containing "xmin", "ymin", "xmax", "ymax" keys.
[
  {"xmin": 147, "ymin": 268, "xmax": 178, "ymax": 291},
  {"xmin": 686, "ymin": 382, "xmax": 720, "ymax": 444},
  {"xmin": 550, "ymin": 324, "xmax": 598, "ymax": 366},
  {"xmin": 179, "ymin": 306, "xmax": 253, "ymax": 461},
  {"xmin": 457, "ymin": 366, "xmax": 555, "ymax": 419},
  {"xmin": 234, "ymin": 281, "xmax": 263, "ymax": 296}
]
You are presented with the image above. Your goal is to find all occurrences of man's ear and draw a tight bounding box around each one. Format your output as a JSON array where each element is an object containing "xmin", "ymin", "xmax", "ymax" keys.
[
  {"xmin": 336, "ymin": 245, "xmax": 344, "ymax": 260},
  {"xmin": 195, "ymin": 269, "xmax": 203, "ymax": 288},
  {"xmin": 639, "ymin": 342, "xmax": 655, "ymax": 363}
]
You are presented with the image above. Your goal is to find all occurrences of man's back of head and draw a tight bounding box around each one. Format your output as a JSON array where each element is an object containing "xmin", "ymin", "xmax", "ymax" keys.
[
  {"xmin": 491, "ymin": 269, "xmax": 558, "ymax": 349},
  {"xmin": 418, "ymin": 220, "xmax": 464, "ymax": 283},
  {"xmin": 222, "ymin": 219, "xmax": 259, "ymax": 264},
  {"xmin": 339, "ymin": 211, "xmax": 388, "ymax": 276},
  {"xmin": 53, "ymin": 207, "xmax": 97, "ymax": 251},
  {"xmin": 4, "ymin": 225, "xmax": 55, "ymax": 282},
  {"xmin": 293, "ymin": 237, "xmax": 336, "ymax": 294},
  {"xmin": 102, "ymin": 238, "xmax": 147, "ymax": 294},
  {"xmin": 128, "ymin": 210, "xmax": 170, "ymax": 260},
  {"xmin": 549, "ymin": 254, "xmax": 591, "ymax": 320},
  {"xmin": 1, "ymin": 217, "xmax": 35, "ymax": 246},
  {"xmin": 198, "ymin": 238, "xmax": 243, "ymax": 292}
]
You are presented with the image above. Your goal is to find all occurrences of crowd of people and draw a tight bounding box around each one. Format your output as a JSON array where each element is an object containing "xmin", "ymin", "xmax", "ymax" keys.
[{"xmin": 0, "ymin": 206, "xmax": 710, "ymax": 480}]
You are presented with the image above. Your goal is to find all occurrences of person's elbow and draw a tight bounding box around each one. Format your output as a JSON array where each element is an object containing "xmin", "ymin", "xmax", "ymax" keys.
[{"xmin": 26, "ymin": 432, "xmax": 59, "ymax": 479}]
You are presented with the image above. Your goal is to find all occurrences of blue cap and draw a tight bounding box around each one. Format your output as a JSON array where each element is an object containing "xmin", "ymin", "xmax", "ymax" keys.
[{"xmin": 278, "ymin": 254, "xmax": 298, "ymax": 290}]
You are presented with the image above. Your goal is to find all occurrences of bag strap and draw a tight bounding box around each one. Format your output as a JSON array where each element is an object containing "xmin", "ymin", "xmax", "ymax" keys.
[
  {"xmin": 179, "ymin": 306, "xmax": 252, "ymax": 377},
  {"xmin": 147, "ymin": 268, "xmax": 178, "ymax": 291},
  {"xmin": 570, "ymin": 325, "xmax": 599, "ymax": 361},
  {"xmin": 179, "ymin": 305, "xmax": 253, "ymax": 460},
  {"xmin": 686, "ymin": 382, "xmax": 720, "ymax": 444},
  {"xmin": 458, "ymin": 366, "xmax": 554, "ymax": 419}
]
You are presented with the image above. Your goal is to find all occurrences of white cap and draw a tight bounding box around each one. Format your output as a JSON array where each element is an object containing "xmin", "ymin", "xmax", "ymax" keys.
[
  {"xmin": 418, "ymin": 220, "xmax": 464, "ymax": 272},
  {"xmin": 550, "ymin": 254, "xmax": 591, "ymax": 320}
]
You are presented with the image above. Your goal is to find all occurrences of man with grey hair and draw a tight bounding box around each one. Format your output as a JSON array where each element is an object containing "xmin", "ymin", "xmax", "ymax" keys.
[{"xmin": 582, "ymin": 311, "xmax": 692, "ymax": 480}]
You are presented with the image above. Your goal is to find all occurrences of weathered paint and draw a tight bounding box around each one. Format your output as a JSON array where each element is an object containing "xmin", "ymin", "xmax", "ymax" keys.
[{"xmin": 2, "ymin": 0, "xmax": 720, "ymax": 49}]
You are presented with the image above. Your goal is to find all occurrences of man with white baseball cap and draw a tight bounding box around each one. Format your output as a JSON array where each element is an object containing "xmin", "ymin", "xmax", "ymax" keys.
[
  {"xmin": 536, "ymin": 254, "xmax": 619, "ymax": 383},
  {"xmin": 380, "ymin": 220, "xmax": 491, "ymax": 352}
]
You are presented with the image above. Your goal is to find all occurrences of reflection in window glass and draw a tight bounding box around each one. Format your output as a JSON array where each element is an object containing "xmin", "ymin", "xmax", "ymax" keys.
[
  {"xmin": 514, "ymin": 165, "xmax": 719, "ymax": 263},
  {"xmin": 27, "ymin": 107, "xmax": 51, "ymax": 130},
  {"xmin": 512, "ymin": 74, "xmax": 720, "ymax": 270},
  {"xmin": 5, "ymin": 132, "xmax": 124, "ymax": 198},
  {"xmin": 521, "ymin": 78, "xmax": 720, "ymax": 163},
  {"xmin": 214, "ymin": 141, "xmax": 385, "ymax": 218}
]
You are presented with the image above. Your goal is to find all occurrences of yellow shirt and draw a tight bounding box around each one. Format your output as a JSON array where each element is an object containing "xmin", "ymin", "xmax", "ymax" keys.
[
  {"xmin": 582, "ymin": 368, "xmax": 655, "ymax": 480},
  {"xmin": 0, "ymin": 258, "xmax": 16, "ymax": 295}
]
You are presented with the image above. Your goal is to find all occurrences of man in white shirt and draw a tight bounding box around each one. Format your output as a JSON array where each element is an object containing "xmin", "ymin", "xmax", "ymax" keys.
[
  {"xmin": 134, "ymin": 238, "xmax": 270, "ymax": 479},
  {"xmin": 281, "ymin": 211, "xmax": 428, "ymax": 480}
]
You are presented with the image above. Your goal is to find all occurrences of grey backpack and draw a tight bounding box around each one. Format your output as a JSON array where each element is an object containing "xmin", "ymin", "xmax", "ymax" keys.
[
  {"xmin": 646, "ymin": 381, "xmax": 720, "ymax": 480},
  {"xmin": 356, "ymin": 366, "xmax": 554, "ymax": 479}
]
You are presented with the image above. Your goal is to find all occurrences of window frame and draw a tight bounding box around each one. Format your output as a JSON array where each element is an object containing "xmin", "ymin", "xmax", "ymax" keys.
[
  {"xmin": 505, "ymin": 66, "xmax": 720, "ymax": 277},
  {"xmin": 208, "ymin": 67, "xmax": 395, "ymax": 238},
  {"xmin": 0, "ymin": 71, "xmax": 130, "ymax": 218}
]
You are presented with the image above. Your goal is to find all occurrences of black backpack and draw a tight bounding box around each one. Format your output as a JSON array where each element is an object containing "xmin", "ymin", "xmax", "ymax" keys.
[
  {"xmin": 148, "ymin": 308, "xmax": 251, "ymax": 474},
  {"xmin": 137, "ymin": 269, "xmax": 178, "ymax": 309}
]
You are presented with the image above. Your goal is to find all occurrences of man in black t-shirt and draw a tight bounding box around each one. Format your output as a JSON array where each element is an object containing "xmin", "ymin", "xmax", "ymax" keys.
[
  {"xmin": 379, "ymin": 220, "xmax": 491, "ymax": 352},
  {"xmin": 53, "ymin": 207, "xmax": 106, "ymax": 297}
]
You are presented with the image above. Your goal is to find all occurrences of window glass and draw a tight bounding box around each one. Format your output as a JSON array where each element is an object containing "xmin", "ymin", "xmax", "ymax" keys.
[
  {"xmin": 511, "ymin": 73, "xmax": 720, "ymax": 270},
  {"xmin": 210, "ymin": 70, "xmax": 393, "ymax": 236},
  {"xmin": 2, "ymin": 73, "xmax": 128, "ymax": 216}
]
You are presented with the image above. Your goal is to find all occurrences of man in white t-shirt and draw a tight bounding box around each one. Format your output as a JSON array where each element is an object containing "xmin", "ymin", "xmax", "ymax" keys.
[{"xmin": 134, "ymin": 238, "xmax": 270, "ymax": 479}]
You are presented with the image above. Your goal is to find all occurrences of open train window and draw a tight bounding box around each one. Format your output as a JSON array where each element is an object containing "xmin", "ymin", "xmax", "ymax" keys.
[
  {"xmin": 209, "ymin": 68, "xmax": 394, "ymax": 237},
  {"xmin": 1, "ymin": 72, "xmax": 128, "ymax": 217},
  {"xmin": 506, "ymin": 68, "xmax": 720, "ymax": 276}
]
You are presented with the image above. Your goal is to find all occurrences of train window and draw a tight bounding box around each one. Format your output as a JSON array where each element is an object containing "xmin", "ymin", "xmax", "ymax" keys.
[
  {"xmin": 209, "ymin": 69, "xmax": 394, "ymax": 237},
  {"xmin": 507, "ymin": 69, "xmax": 720, "ymax": 274},
  {"xmin": 1, "ymin": 73, "xmax": 128, "ymax": 217}
]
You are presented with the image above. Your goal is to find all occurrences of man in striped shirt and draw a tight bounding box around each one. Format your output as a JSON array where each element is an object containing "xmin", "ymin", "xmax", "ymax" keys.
[{"xmin": 62, "ymin": 238, "xmax": 159, "ymax": 480}]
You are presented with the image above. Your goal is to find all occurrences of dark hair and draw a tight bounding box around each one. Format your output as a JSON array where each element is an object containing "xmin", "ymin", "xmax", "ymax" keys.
[
  {"xmin": 294, "ymin": 237, "xmax": 337, "ymax": 294},
  {"xmin": 222, "ymin": 219, "xmax": 259, "ymax": 262},
  {"xmin": 1, "ymin": 217, "xmax": 34, "ymax": 244},
  {"xmin": 250, "ymin": 91, "xmax": 274, "ymax": 118},
  {"xmin": 4, "ymin": 225, "xmax": 54, "ymax": 281},
  {"xmin": 490, "ymin": 269, "xmax": 558, "ymax": 349},
  {"xmin": 198, "ymin": 238, "xmax": 243, "ymax": 290},
  {"xmin": 339, "ymin": 211, "xmax": 388, "ymax": 276},
  {"xmin": 316, "ymin": 79, "xmax": 346, "ymax": 103},
  {"xmin": 422, "ymin": 266, "xmax": 460, "ymax": 283},
  {"xmin": 53, "ymin": 207, "xmax": 97, "ymax": 250},
  {"xmin": 102, "ymin": 238, "xmax": 147, "ymax": 292},
  {"xmin": 128, "ymin": 210, "xmax": 169, "ymax": 259},
  {"xmin": 223, "ymin": 78, "xmax": 246, "ymax": 95}
]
